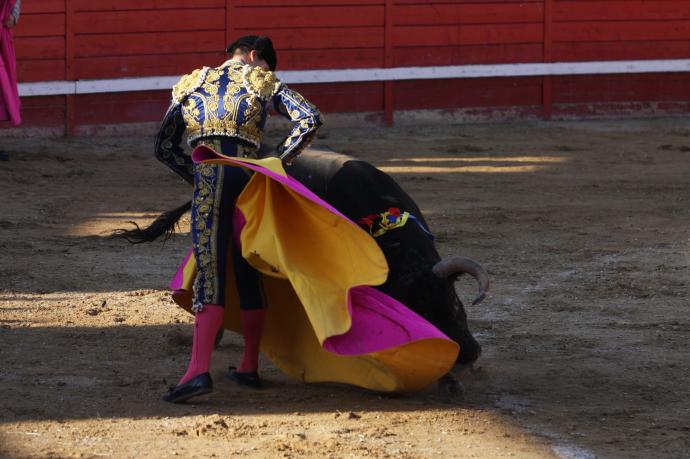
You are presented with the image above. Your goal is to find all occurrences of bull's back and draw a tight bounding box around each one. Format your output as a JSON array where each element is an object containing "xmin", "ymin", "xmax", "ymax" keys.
[
  {"xmin": 286, "ymin": 147, "xmax": 352, "ymax": 200},
  {"xmin": 287, "ymin": 147, "xmax": 426, "ymax": 226}
]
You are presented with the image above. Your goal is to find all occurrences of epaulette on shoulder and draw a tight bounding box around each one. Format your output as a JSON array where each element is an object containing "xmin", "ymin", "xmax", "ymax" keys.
[
  {"xmin": 172, "ymin": 67, "xmax": 210, "ymax": 104},
  {"xmin": 243, "ymin": 66, "xmax": 283, "ymax": 100}
]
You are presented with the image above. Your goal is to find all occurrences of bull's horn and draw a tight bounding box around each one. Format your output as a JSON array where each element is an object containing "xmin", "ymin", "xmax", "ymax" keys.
[{"xmin": 432, "ymin": 257, "xmax": 490, "ymax": 305}]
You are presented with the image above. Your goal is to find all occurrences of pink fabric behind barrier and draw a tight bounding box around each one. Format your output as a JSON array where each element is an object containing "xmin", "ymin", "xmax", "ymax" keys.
[{"xmin": 0, "ymin": 0, "xmax": 20, "ymax": 126}]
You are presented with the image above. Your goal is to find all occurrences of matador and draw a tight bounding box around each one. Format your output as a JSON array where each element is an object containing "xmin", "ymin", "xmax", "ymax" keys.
[{"xmin": 155, "ymin": 36, "xmax": 322, "ymax": 403}]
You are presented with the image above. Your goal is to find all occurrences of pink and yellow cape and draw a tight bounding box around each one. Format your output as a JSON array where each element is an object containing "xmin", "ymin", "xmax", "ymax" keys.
[{"xmin": 169, "ymin": 146, "xmax": 458, "ymax": 393}]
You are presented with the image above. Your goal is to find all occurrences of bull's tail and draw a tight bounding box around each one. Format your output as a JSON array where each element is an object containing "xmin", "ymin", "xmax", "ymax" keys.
[{"xmin": 111, "ymin": 200, "xmax": 191, "ymax": 244}]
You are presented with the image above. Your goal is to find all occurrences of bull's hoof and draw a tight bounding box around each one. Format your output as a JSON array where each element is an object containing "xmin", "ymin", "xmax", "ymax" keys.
[
  {"xmin": 456, "ymin": 343, "xmax": 482, "ymax": 366},
  {"xmin": 437, "ymin": 373, "xmax": 464, "ymax": 399},
  {"xmin": 457, "ymin": 361, "xmax": 475, "ymax": 371}
]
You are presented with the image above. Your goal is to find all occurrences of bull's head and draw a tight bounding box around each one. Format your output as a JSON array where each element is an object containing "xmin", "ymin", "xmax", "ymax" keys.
[
  {"xmin": 286, "ymin": 150, "xmax": 490, "ymax": 366},
  {"xmin": 378, "ymin": 231, "xmax": 489, "ymax": 366},
  {"xmin": 431, "ymin": 256, "xmax": 490, "ymax": 365},
  {"xmin": 432, "ymin": 257, "xmax": 490, "ymax": 307}
]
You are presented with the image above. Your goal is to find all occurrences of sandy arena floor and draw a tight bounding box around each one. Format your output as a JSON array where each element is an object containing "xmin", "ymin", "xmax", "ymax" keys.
[{"xmin": 0, "ymin": 118, "xmax": 688, "ymax": 458}]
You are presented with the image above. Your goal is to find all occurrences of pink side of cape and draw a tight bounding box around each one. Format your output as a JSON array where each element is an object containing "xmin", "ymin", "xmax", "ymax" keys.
[
  {"xmin": 168, "ymin": 146, "xmax": 450, "ymax": 356},
  {"xmin": 169, "ymin": 249, "xmax": 193, "ymax": 292},
  {"xmin": 0, "ymin": 0, "xmax": 21, "ymax": 126},
  {"xmin": 323, "ymin": 285, "xmax": 449, "ymax": 355}
]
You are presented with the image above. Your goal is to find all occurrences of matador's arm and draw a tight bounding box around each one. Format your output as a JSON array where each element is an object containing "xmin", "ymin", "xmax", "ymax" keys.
[
  {"xmin": 273, "ymin": 86, "xmax": 323, "ymax": 164},
  {"xmin": 154, "ymin": 102, "xmax": 194, "ymax": 184}
]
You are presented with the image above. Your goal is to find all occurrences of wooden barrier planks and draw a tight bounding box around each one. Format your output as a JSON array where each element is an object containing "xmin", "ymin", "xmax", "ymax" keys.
[
  {"xmin": 391, "ymin": 1, "xmax": 545, "ymax": 67},
  {"xmin": 549, "ymin": 0, "xmax": 690, "ymax": 111},
  {"xmin": 5, "ymin": 0, "xmax": 690, "ymax": 131},
  {"xmin": 553, "ymin": 0, "xmax": 690, "ymax": 61},
  {"xmin": 394, "ymin": 77, "xmax": 543, "ymax": 110},
  {"xmin": 14, "ymin": 5, "xmax": 65, "ymax": 83}
]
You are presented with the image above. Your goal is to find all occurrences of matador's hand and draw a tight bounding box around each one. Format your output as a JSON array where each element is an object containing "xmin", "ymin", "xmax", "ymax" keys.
[{"xmin": 282, "ymin": 154, "xmax": 298, "ymax": 167}]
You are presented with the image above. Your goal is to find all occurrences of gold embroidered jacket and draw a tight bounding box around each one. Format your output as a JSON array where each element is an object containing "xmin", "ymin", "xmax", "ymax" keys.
[{"xmin": 155, "ymin": 60, "xmax": 322, "ymax": 183}]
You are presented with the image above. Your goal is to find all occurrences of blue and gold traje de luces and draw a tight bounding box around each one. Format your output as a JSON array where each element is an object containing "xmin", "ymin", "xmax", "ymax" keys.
[
  {"xmin": 174, "ymin": 61, "xmax": 276, "ymax": 147},
  {"xmin": 154, "ymin": 60, "xmax": 322, "ymax": 185}
]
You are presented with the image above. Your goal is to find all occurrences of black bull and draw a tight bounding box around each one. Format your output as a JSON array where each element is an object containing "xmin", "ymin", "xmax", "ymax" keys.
[
  {"xmin": 287, "ymin": 147, "xmax": 489, "ymax": 366},
  {"xmin": 117, "ymin": 146, "xmax": 490, "ymax": 375}
]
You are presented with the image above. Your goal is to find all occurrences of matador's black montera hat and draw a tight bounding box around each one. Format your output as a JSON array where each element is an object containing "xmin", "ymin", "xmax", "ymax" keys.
[{"xmin": 226, "ymin": 35, "xmax": 277, "ymax": 72}]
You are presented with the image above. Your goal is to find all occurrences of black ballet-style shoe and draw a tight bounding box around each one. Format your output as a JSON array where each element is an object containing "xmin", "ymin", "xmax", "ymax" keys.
[
  {"xmin": 226, "ymin": 366, "xmax": 262, "ymax": 389},
  {"xmin": 162, "ymin": 372, "xmax": 213, "ymax": 403}
]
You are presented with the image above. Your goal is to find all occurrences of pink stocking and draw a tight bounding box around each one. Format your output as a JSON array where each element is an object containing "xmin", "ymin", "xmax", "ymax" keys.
[
  {"xmin": 179, "ymin": 304, "xmax": 224, "ymax": 385},
  {"xmin": 237, "ymin": 309, "xmax": 264, "ymax": 373}
]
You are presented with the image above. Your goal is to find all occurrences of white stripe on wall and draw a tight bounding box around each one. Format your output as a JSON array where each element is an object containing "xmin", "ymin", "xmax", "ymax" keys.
[{"xmin": 17, "ymin": 59, "xmax": 690, "ymax": 97}]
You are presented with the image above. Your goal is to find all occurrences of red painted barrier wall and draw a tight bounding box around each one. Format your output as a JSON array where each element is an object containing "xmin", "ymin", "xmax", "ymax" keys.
[{"xmin": 4, "ymin": 0, "xmax": 690, "ymax": 132}]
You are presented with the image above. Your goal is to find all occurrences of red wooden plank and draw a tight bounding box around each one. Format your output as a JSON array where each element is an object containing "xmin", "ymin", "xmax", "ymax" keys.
[
  {"xmin": 554, "ymin": 21, "xmax": 690, "ymax": 42},
  {"xmin": 74, "ymin": 48, "xmax": 384, "ymax": 79},
  {"xmin": 279, "ymin": 48, "xmax": 384, "ymax": 70},
  {"xmin": 17, "ymin": 60, "xmax": 66, "ymax": 82},
  {"xmin": 394, "ymin": 24, "xmax": 543, "ymax": 47},
  {"xmin": 13, "ymin": 14, "xmax": 65, "ymax": 37},
  {"xmin": 66, "ymin": 0, "xmax": 76, "ymax": 134},
  {"xmin": 393, "ymin": 3, "xmax": 544, "ymax": 26},
  {"xmin": 543, "ymin": 0, "xmax": 553, "ymax": 119},
  {"xmin": 235, "ymin": 27, "xmax": 384, "ymax": 49},
  {"xmin": 392, "ymin": 44, "xmax": 543, "ymax": 66},
  {"xmin": 555, "ymin": 1, "xmax": 690, "ymax": 22},
  {"xmin": 12, "ymin": 109, "xmax": 63, "ymax": 127},
  {"xmin": 393, "ymin": 77, "xmax": 543, "ymax": 110},
  {"xmin": 226, "ymin": 0, "xmax": 234, "ymax": 56},
  {"xmin": 15, "ymin": 96, "xmax": 66, "ymax": 127},
  {"xmin": 20, "ymin": 95, "xmax": 65, "ymax": 108},
  {"xmin": 289, "ymin": 82, "xmax": 384, "ymax": 113},
  {"xmin": 14, "ymin": 37, "xmax": 66, "ymax": 60},
  {"xmin": 23, "ymin": 0, "xmax": 65, "ymax": 14},
  {"xmin": 73, "ymin": 0, "xmax": 225, "ymax": 12},
  {"xmin": 552, "ymin": 73, "xmax": 690, "ymax": 104},
  {"xmin": 544, "ymin": 0, "xmax": 553, "ymax": 61},
  {"xmin": 75, "ymin": 53, "xmax": 225, "ymax": 79},
  {"xmin": 236, "ymin": 0, "xmax": 383, "ymax": 5},
  {"xmin": 553, "ymin": 40, "xmax": 690, "ymax": 61},
  {"xmin": 74, "ymin": 91, "xmax": 171, "ymax": 125},
  {"xmin": 73, "ymin": 10, "xmax": 225, "ymax": 34},
  {"xmin": 236, "ymin": 6, "xmax": 384, "ymax": 28},
  {"xmin": 394, "ymin": 0, "xmax": 542, "ymax": 4},
  {"xmin": 384, "ymin": 0, "xmax": 393, "ymax": 126},
  {"xmin": 74, "ymin": 31, "xmax": 225, "ymax": 57}
]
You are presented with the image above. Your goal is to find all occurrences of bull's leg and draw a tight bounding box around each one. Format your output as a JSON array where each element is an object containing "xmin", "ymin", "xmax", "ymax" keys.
[
  {"xmin": 443, "ymin": 303, "xmax": 482, "ymax": 365},
  {"xmin": 437, "ymin": 372, "xmax": 464, "ymax": 399},
  {"xmin": 457, "ymin": 333, "xmax": 482, "ymax": 365}
]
